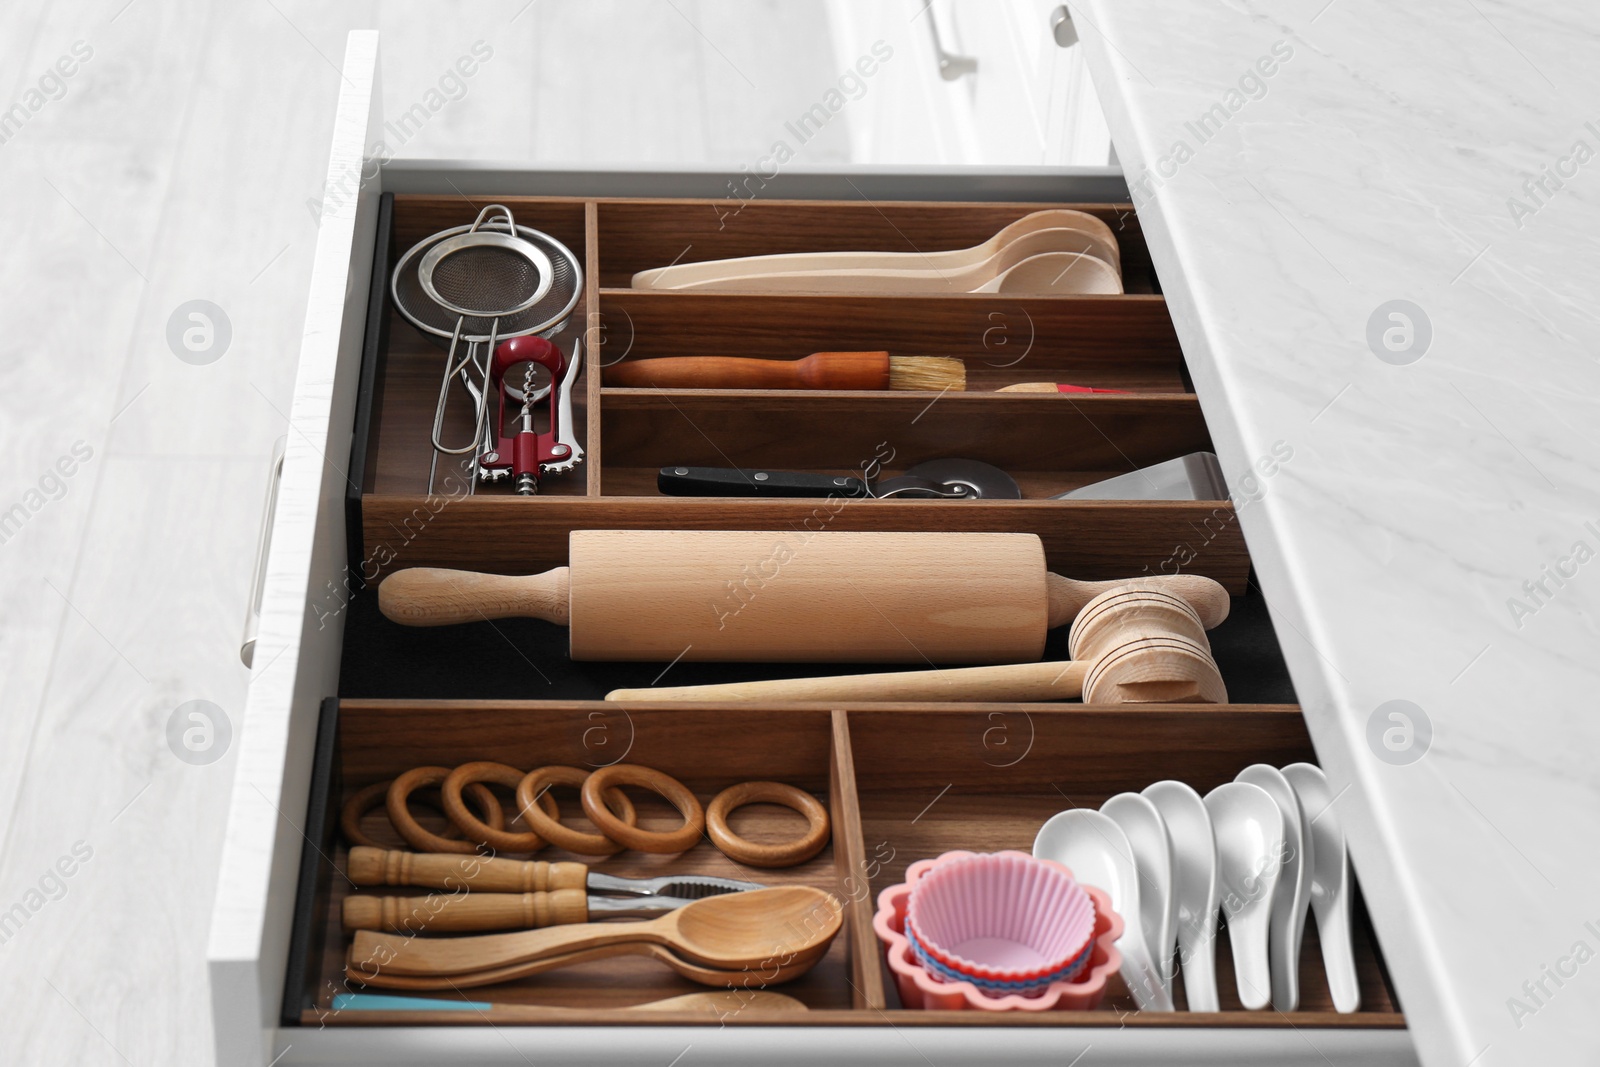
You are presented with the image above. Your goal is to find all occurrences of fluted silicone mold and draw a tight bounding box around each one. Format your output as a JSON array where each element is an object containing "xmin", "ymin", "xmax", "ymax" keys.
[
  {"xmin": 906, "ymin": 850, "xmax": 1097, "ymax": 986},
  {"xmin": 875, "ymin": 850, "xmax": 1123, "ymax": 1012}
]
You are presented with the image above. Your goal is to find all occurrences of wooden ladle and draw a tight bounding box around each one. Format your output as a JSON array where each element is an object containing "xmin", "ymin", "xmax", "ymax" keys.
[
  {"xmin": 350, "ymin": 885, "xmax": 841, "ymax": 978},
  {"xmin": 632, "ymin": 209, "xmax": 1119, "ymax": 289},
  {"xmin": 607, "ymin": 587, "xmax": 1227, "ymax": 704},
  {"xmin": 348, "ymin": 938, "xmax": 825, "ymax": 991}
]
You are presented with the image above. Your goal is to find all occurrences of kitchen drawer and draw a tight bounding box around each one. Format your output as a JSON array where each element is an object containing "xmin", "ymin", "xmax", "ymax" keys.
[{"xmin": 208, "ymin": 32, "xmax": 1417, "ymax": 1067}]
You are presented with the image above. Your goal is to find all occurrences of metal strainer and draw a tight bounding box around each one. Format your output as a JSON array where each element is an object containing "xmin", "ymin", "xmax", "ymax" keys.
[{"xmin": 391, "ymin": 204, "xmax": 583, "ymax": 490}]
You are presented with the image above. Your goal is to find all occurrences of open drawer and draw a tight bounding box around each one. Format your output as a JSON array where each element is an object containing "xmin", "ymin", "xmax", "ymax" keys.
[{"xmin": 209, "ymin": 32, "xmax": 1418, "ymax": 1067}]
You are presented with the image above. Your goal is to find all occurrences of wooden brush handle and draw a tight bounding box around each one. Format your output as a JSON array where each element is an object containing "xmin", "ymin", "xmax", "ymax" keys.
[
  {"xmin": 347, "ymin": 848, "xmax": 589, "ymax": 893},
  {"xmin": 605, "ymin": 352, "xmax": 890, "ymax": 390},
  {"xmin": 342, "ymin": 891, "xmax": 589, "ymax": 933},
  {"xmin": 608, "ymin": 661, "xmax": 1090, "ymax": 703},
  {"xmin": 378, "ymin": 567, "xmax": 571, "ymax": 627},
  {"xmin": 1046, "ymin": 573, "xmax": 1230, "ymax": 629}
]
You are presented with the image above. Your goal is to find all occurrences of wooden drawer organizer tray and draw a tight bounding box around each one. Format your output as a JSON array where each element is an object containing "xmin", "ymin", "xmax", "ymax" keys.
[
  {"xmin": 303, "ymin": 192, "xmax": 1401, "ymax": 1032},
  {"xmin": 349, "ymin": 193, "xmax": 1243, "ymax": 589},
  {"xmin": 284, "ymin": 702, "xmax": 1401, "ymax": 1028}
]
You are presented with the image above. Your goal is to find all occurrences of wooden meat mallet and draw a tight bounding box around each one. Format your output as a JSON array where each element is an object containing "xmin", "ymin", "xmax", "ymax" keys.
[
  {"xmin": 606, "ymin": 586, "xmax": 1227, "ymax": 703},
  {"xmin": 377, "ymin": 530, "xmax": 1230, "ymax": 664}
]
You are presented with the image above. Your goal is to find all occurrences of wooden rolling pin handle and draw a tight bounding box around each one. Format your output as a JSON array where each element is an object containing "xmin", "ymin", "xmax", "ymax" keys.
[
  {"xmin": 608, "ymin": 660, "xmax": 1090, "ymax": 703},
  {"xmin": 343, "ymin": 890, "xmax": 590, "ymax": 933},
  {"xmin": 1045, "ymin": 573, "xmax": 1230, "ymax": 630},
  {"xmin": 605, "ymin": 352, "xmax": 890, "ymax": 390},
  {"xmin": 378, "ymin": 567, "xmax": 571, "ymax": 627},
  {"xmin": 347, "ymin": 848, "xmax": 589, "ymax": 893}
]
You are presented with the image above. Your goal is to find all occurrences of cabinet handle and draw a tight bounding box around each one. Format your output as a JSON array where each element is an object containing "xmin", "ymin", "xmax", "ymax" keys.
[
  {"xmin": 1051, "ymin": 5, "xmax": 1079, "ymax": 48},
  {"xmin": 922, "ymin": 2, "xmax": 977, "ymax": 80},
  {"xmin": 240, "ymin": 437, "xmax": 288, "ymax": 667}
]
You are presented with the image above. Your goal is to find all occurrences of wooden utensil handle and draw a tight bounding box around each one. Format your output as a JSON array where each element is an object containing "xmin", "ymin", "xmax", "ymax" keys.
[
  {"xmin": 378, "ymin": 567, "xmax": 571, "ymax": 626},
  {"xmin": 342, "ymin": 891, "xmax": 589, "ymax": 933},
  {"xmin": 346, "ymin": 848, "xmax": 589, "ymax": 893},
  {"xmin": 604, "ymin": 352, "xmax": 890, "ymax": 390},
  {"xmin": 607, "ymin": 661, "xmax": 1089, "ymax": 703},
  {"xmin": 352, "ymin": 914, "xmax": 658, "ymax": 977},
  {"xmin": 1046, "ymin": 573, "xmax": 1230, "ymax": 629}
]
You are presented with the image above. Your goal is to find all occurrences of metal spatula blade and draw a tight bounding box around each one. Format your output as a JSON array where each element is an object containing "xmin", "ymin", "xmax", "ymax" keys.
[{"xmin": 1054, "ymin": 452, "xmax": 1227, "ymax": 501}]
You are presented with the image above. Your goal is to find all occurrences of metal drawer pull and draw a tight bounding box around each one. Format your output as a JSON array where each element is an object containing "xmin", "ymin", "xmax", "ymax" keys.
[
  {"xmin": 1051, "ymin": 4, "xmax": 1079, "ymax": 48},
  {"xmin": 240, "ymin": 437, "xmax": 288, "ymax": 667},
  {"xmin": 923, "ymin": 3, "xmax": 977, "ymax": 80}
]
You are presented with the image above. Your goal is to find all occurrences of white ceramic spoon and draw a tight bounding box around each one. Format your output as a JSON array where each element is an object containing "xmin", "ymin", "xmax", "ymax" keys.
[
  {"xmin": 1143, "ymin": 780, "xmax": 1220, "ymax": 1011},
  {"xmin": 1101, "ymin": 793, "xmax": 1178, "ymax": 999},
  {"xmin": 1033, "ymin": 809, "xmax": 1174, "ymax": 1011},
  {"xmin": 1203, "ymin": 782, "xmax": 1283, "ymax": 1010},
  {"xmin": 1236, "ymin": 764, "xmax": 1314, "ymax": 1011},
  {"xmin": 1283, "ymin": 763, "xmax": 1360, "ymax": 1013},
  {"xmin": 974, "ymin": 251, "xmax": 1124, "ymax": 295}
]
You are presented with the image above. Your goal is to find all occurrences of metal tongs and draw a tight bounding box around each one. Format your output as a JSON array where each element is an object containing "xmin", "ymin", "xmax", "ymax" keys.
[
  {"xmin": 342, "ymin": 848, "xmax": 764, "ymax": 932},
  {"xmin": 478, "ymin": 335, "xmax": 585, "ymax": 494}
]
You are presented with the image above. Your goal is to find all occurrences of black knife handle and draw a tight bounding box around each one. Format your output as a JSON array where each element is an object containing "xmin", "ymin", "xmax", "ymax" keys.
[{"xmin": 657, "ymin": 466, "xmax": 869, "ymax": 498}]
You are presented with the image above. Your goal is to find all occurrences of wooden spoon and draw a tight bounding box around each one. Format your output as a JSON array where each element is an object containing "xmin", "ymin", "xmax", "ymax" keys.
[
  {"xmin": 639, "ymin": 227, "xmax": 1124, "ymax": 295},
  {"xmin": 975, "ymin": 252, "xmax": 1123, "ymax": 295},
  {"xmin": 331, "ymin": 989, "xmax": 808, "ymax": 1018},
  {"xmin": 347, "ymin": 937, "xmax": 827, "ymax": 990},
  {"xmin": 350, "ymin": 885, "xmax": 841, "ymax": 977},
  {"xmin": 632, "ymin": 209, "xmax": 1119, "ymax": 289}
]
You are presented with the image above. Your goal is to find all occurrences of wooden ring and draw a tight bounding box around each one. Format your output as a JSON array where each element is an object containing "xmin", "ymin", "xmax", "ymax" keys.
[
  {"xmin": 581, "ymin": 764, "xmax": 705, "ymax": 854},
  {"xmin": 440, "ymin": 762, "xmax": 561, "ymax": 853},
  {"xmin": 515, "ymin": 766, "xmax": 639, "ymax": 856},
  {"xmin": 384, "ymin": 769, "xmax": 506, "ymax": 854},
  {"xmin": 340, "ymin": 781, "xmax": 393, "ymax": 848},
  {"xmin": 706, "ymin": 781, "xmax": 830, "ymax": 868}
]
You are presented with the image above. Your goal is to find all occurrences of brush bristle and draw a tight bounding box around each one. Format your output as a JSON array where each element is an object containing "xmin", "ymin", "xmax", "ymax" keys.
[{"xmin": 888, "ymin": 356, "xmax": 966, "ymax": 391}]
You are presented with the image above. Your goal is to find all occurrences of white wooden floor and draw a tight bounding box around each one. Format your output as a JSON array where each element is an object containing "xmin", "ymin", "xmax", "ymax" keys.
[{"xmin": 0, "ymin": 3, "xmax": 850, "ymax": 1063}]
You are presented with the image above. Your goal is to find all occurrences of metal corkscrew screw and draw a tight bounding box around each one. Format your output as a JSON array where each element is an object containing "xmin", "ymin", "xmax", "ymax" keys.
[{"xmin": 515, "ymin": 363, "xmax": 538, "ymax": 495}]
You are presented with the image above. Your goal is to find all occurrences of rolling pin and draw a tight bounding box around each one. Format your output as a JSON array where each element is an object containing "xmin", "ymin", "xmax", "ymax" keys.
[{"xmin": 377, "ymin": 530, "xmax": 1230, "ymax": 664}]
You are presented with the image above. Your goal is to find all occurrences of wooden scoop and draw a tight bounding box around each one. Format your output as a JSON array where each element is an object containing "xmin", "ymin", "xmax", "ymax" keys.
[
  {"xmin": 607, "ymin": 587, "xmax": 1227, "ymax": 703},
  {"xmin": 377, "ymin": 531, "xmax": 1230, "ymax": 664},
  {"xmin": 350, "ymin": 885, "xmax": 841, "ymax": 978},
  {"xmin": 632, "ymin": 209, "xmax": 1119, "ymax": 289},
  {"xmin": 347, "ymin": 938, "xmax": 824, "ymax": 991}
]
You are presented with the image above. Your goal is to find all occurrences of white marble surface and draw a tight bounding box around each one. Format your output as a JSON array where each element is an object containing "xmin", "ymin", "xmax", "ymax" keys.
[{"xmin": 1075, "ymin": 2, "xmax": 1600, "ymax": 1064}]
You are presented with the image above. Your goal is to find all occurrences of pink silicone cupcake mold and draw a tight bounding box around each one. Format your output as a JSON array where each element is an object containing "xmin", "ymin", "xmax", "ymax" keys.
[
  {"xmin": 906, "ymin": 850, "xmax": 1096, "ymax": 985},
  {"xmin": 874, "ymin": 850, "xmax": 1123, "ymax": 1012}
]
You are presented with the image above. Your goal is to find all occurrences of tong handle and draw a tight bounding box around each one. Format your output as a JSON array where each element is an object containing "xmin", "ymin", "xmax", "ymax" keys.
[
  {"xmin": 343, "ymin": 891, "xmax": 589, "ymax": 933},
  {"xmin": 348, "ymin": 847, "xmax": 589, "ymax": 893}
]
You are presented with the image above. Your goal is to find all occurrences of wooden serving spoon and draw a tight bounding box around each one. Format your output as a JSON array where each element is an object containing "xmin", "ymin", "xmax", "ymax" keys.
[
  {"xmin": 632, "ymin": 209, "xmax": 1119, "ymax": 289},
  {"xmin": 331, "ymin": 989, "xmax": 808, "ymax": 1017},
  {"xmin": 351, "ymin": 885, "xmax": 841, "ymax": 978},
  {"xmin": 348, "ymin": 935, "xmax": 827, "ymax": 990},
  {"xmin": 974, "ymin": 252, "xmax": 1123, "ymax": 295},
  {"xmin": 638, "ymin": 228, "xmax": 1124, "ymax": 295}
]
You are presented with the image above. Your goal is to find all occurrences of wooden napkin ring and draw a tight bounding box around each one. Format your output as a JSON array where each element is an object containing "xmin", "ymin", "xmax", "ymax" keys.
[
  {"xmin": 440, "ymin": 762, "xmax": 561, "ymax": 853},
  {"xmin": 581, "ymin": 764, "xmax": 705, "ymax": 854},
  {"xmin": 707, "ymin": 781, "xmax": 831, "ymax": 868},
  {"xmin": 515, "ymin": 765, "xmax": 639, "ymax": 856},
  {"xmin": 382, "ymin": 769, "xmax": 506, "ymax": 854}
]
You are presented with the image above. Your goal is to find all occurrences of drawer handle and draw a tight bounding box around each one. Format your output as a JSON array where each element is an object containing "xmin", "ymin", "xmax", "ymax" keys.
[
  {"xmin": 240, "ymin": 437, "xmax": 288, "ymax": 668},
  {"xmin": 1051, "ymin": 4, "xmax": 1079, "ymax": 48},
  {"xmin": 923, "ymin": 3, "xmax": 977, "ymax": 80}
]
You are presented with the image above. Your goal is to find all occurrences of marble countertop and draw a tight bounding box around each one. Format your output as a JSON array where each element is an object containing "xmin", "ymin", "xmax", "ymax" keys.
[{"xmin": 1075, "ymin": 2, "xmax": 1600, "ymax": 1064}]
